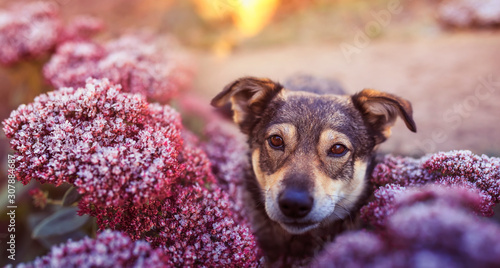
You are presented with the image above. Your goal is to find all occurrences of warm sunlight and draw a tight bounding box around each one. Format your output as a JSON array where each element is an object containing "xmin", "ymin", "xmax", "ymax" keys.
[{"xmin": 193, "ymin": 0, "xmax": 280, "ymax": 36}]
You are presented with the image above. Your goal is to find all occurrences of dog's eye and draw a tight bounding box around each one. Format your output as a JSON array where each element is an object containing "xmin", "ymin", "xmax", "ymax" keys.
[
  {"xmin": 268, "ymin": 135, "xmax": 284, "ymax": 149},
  {"xmin": 329, "ymin": 144, "xmax": 348, "ymax": 157}
]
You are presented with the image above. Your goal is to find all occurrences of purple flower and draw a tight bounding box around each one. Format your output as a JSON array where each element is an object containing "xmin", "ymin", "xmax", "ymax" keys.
[
  {"xmin": 314, "ymin": 185, "xmax": 500, "ymax": 268},
  {"xmin": 17, "ymin": 230, "xmax": 172, "ymax": 268},
  {"xmin": 367, "ymin": 150, "xmax": 500, "ymax": 222},
  {"xmin": 59, "ymin": 15, "xmax": 104, "ymax": 42},
  {"xmin": 0, "ymin": 1, "xmax": 61, "ymax": 65},
  {"xmin": 43, "ymin": 33, "xmax": 194, "ymax": 102},
  {"xmin": 86, "ymin": 185, "xmax": 261, "ymax": 267},
  {"xmin": 4, "ymin": 78, "xmax": 262, "ymax": 266},
  {"xmin": 202, "ymin": 121, "xmax": 251, "ymax": 219},
  {"xmin": 3, "ymin": 78, "xmax": 202, "ymax": 209},
  {"xmin": 438, "ymin": 0, "xmax": 500, "ymax": 28}
]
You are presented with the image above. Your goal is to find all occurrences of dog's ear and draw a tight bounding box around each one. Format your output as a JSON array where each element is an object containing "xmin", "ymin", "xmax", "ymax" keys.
[
  {"xmin": 211, "ymin": 77, "xmax": 284, "ymax": 134},
  {"xmin": 352, "ymin": 89, "xmax": 416, "ymax": 144}
]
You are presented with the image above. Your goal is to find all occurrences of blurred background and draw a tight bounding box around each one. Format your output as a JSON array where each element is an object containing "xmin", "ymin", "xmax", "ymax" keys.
[{"xmin": 0, "ymin": 0, "xmax": 499, "ymax": 265}]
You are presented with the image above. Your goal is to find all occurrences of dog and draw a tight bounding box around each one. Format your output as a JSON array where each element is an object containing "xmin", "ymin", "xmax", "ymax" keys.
[{"xmin": 211, "ymin": 76, "xmax": 416, "ymax": 265}]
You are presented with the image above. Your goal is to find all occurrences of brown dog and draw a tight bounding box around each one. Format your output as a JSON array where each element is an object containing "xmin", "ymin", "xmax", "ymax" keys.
[{"xmin": 211, "ymin": 76, "xmax": 416, "ymax": 265}]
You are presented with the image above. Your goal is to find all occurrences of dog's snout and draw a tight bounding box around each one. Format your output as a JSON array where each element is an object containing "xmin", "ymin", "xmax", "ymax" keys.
[{"xmin": 278, "ymin": 188, "xmax": 313, "ymax": 218}]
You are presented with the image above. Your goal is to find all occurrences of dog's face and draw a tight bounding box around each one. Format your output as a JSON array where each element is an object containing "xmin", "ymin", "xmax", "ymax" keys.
[{"xmin": 212, "ymin": 77, "xmax": 416, "ymax": 234}]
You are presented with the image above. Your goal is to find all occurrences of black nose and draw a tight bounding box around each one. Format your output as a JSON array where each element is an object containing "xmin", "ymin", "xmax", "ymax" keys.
[{"xmin": 278, "ymin": 188, "xmax": 313, "ymax": 218}]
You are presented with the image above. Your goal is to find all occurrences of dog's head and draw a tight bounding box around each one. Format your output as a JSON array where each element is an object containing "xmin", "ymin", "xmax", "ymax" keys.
[{"xmin": 211, "ymin": 77, "xmax": 416, "ymax": 234}]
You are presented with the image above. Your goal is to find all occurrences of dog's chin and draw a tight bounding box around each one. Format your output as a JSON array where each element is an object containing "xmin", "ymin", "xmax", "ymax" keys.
[{"xmin": 278, "ymin": 221, "xmax": 320, "ymax": 235}]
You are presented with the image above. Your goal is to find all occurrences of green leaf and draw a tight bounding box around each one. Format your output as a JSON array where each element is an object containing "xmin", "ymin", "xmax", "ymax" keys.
[
  {"xmin": 62, "ymin": 186, "xmax": 81, "ymax": 206},
  {"xmin": 32, "ymin": 207, "xmax": 90, "ymax": 239},
  {"xmin": 37, "ymin": 231, "xmax": 88, "ymax": 250}
]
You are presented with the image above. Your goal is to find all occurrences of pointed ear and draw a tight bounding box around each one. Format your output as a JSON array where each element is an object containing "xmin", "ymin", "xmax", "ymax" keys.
[
  {"xmin": 211, "ymin": 77, "xmax": 284, "ymax": 134},
  {"xmin": 352, "ymin": 89, "xmax": 417, "ymax": 144}
]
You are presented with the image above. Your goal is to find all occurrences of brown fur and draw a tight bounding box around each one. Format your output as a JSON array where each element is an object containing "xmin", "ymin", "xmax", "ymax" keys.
[{"xmin": 211, "ymin": 76, "xmax": 416, "ymax": 266}]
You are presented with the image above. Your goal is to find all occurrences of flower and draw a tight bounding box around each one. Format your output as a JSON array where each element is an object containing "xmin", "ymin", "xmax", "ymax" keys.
[
  {"xmin": 438, "ymin": 0, "xmax": 500, "ymax": 28},
  {"xmin": 4, "ymin": 78, "xmax": 262, "ymax": 266},
  {"xmin": 17, "ymin": 230, "xmax": 172, "ymax": 268},
  {"xmin": 0, "ymin": 1, "xmax": 61, "ymax": 65},
  {"xmin": 43, "ymin": 33, "xmax": 194, "ymax": 102},
  {"xmin": 59, "ymin": 15, "xmax": 104, "ymax": 42},
  {"xmin": 29, "ymin": 188, "xmax": 49, "ymax": 209},
  {"xmin": 314, "ymin": 185, "xmax": 500, "ymax": 268},
  {"xmin": 202, "ymin": 121, "xmax": 251, "ymax": 219},
  {"xmin": 3, "ymin": 78, "xmax": 197, "ymax": 209},
  {"xmin": 366, "ymin": 150, "xmax": 500, "ymax": 225}
]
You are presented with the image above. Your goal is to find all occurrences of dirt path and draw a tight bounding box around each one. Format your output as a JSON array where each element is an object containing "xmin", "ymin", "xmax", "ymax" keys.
[{"xmin": 193, "ymin": 31, "xmax": 500, "ymax": 157}]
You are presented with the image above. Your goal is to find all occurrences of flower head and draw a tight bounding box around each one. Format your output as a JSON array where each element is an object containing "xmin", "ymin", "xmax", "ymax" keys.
[
  {"xmin": 3, "ymin": 78, "xmax": 196, "ymax": 209},
  {"xmin": 29, "ymin": 188, "xmax": 49, "ymax": 209},
  {"xmin": 438, "ymin": 0, "xmax": 500, "ymax": 28},
  {"xmin": 44, "ymin": 33, "xmax": 194, "ymax": 102},
  {"xmin": 4, "ymin": 78, "xmax": 261, "ymax": 266},
  {"xmin": 202, "ymin": 121, "xmax": 251, "ymax": 219},
  {"xmin": 18, "ymin": 230, "xmax": 172, "ymax": 268},
  {"xmin": 367, "ymin": 150, "xmax": 500, "ymax": 222},
  {"xmin": 314, "ymin": 185, "xmax": 500, "ymax": 268},
  {"xmin": 0, "ymin": 2, "xmax": 61, "ymax": 65}
]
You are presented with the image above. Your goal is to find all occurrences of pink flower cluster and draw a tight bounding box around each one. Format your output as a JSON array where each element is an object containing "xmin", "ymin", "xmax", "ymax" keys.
[
  {"xmin": 87, "ymin": 184, "xmax": 261, "ymax": 267},
  {"xmin": 314, "ymin": 185, "xmax": 500, "ymax": 267},
  {"xmin": 3, "ymin": 78, "xmax": 261, "ymax": 266},
  {"xmin": 202, "ymin": 121, "xmax": 251, "ymax": 219},
  {"xmin": 438, "ymin": 0, "xmax": 500, "ymax": 28},
  {"xmin": 0, "ymin": 2, "xmax": 104, "ymax": 66},
  {"xmin": 363, "ymin": 150, "xmax": 500, "ymax": 226},
  {"xmin": 3, "ymin": 78, "xmax": 206, "ymax": 208},
  {"xmin": 17, "ymin": 230, "xmax": 172, "ymax": 268},
  {"xmin": 58, "ymin": 15, "xmax": 104, "ymax": 42},
  {"xmin": 0, "ymin": 2, "xmax": 61, "ymax": 65},
  {"xmin": 43, "ymin": 33, "xmax": 194, "ymax": 103}
]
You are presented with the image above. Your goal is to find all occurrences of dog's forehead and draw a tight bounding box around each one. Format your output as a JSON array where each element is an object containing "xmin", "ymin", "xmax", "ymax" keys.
[{"xmin": 269, "ymin": 91, "xmax": 360, "ymax": 130}]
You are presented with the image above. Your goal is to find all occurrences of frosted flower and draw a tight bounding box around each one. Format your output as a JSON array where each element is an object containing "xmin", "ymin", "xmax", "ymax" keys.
[
  {"xmin": 438, "ymin": 0, "xmax": 500, "ymax": 28},
  {"xmin": 145, "ymin": 185, "xmax": 260, "ymax": 267},
  {"xmin": 368, "ymin": 150, "xmax": 500, "ymax": 221},
  {"xmin": 202, "ymin": 121, "xmax": 251, "ymax": 219},
  {"xmin": 3, "ymin": 78, "xmax": 213, "ymax": 210},
  {"xmin": 44, "ymin": 33, "xmax": 194, "ymax": 102},
  {"xmin": 0, "ymin": 1, "xmax": 61, "ymax": 65},
  {"xmin": 314, "ymin": 185, "xmax": 500, "ymax": 268},
  {"xmin": 17, "ymin": 230, "xmax": 172, "ymax": 268},
  {"xmin": 361, "ymin": 184, "xmax": 491, "ymax": 227},
  {"xmin": 3, "ymin": 78, "xmax": 261, "ymax": 266},
  {"xmin": 59, "ymin": 15, "xmax": 104, "ymax": 42}
]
